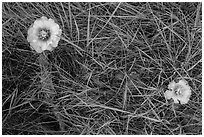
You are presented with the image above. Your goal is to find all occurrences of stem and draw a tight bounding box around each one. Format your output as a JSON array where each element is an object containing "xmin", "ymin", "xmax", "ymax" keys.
[
  {"xmin": 38, "ymin": 52, "xmax": 54, "ymax": 101},
  {"xmin": 38, "ymin": 52, "xmax": 65, "ymax": 131}
]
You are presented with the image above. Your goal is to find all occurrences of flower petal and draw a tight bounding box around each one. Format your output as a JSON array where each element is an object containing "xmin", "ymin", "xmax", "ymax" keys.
[
  {"xmin": 178, "ymin": 80, "xmax": 191, "ymax": 98},
  {"xmin": 164, "ymin": 90, "xmax": 174, "ymax": 99},
  {"xmin": 50, "ymin": 35, "xmax": 60, "ymax": 47},
  {"xmin": 168, "ymin": 81, "xmax": 176, "ymax": 90},
  {"xmin": 172, "ymin": 97, "xmax": 180, "ymax": 104},
  {"xmin": 41, "ymin": 16, "xmax": 48, "ymax": 20},
  {"xmin": 178, "ymin": 79, "xmax": 188, "ymax": 87},
  {"xmin": 30, "ymin": 41, "xmax": 43, "ymax": 53},
  {"xmin": 27, "ymin": 27, "xmax": 38, "ymax": 42},
  {"xmin": 177, "ymin": 96, "xmax": 189, "ymax": 104},
  {"xmin": 50, "ymin": 24, "xmax": 61, "ymax": 35},
  {"xmin": 184, "ymin": 88, "xmax": 191, "ymax": 97}
]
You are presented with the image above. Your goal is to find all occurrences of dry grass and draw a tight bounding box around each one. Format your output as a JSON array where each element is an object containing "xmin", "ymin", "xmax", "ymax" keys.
[{"xmin": 2, "ymin": 2, "xmax": 202, "ymax": 135}]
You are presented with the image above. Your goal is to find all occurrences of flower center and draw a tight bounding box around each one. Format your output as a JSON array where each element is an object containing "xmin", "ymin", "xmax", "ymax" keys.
[
  {"xmin": 174, "ymin": 85, "xmax": 184, "ymax": 96},
  {"xmin": 38, "ymin": 28, "xmax": 51, "ymax": 41}
]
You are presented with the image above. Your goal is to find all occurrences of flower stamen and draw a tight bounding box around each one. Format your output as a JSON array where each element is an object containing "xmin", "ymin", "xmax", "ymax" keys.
[
  {"xmin": 38, "ymin": 28, "xmax": 51, "ymax": 41},
  {"xmin": 174, "ymin": 85, "xmax": 183, "ymax": 96}
]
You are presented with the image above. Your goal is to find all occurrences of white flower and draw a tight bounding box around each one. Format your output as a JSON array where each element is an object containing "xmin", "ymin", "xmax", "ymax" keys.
[
  {"xmin": 27, "ymin": 16, "xmax": 62, "ymax": 53},
  {"xmin": 164, "ymin": 79, "xmax": 192, "ymax": 104}
]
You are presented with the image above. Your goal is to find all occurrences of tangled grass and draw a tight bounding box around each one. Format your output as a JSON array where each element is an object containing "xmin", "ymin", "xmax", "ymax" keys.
[{"xmin": 2, "ymin": 2, "xmax": 202, "ymax": 135}]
